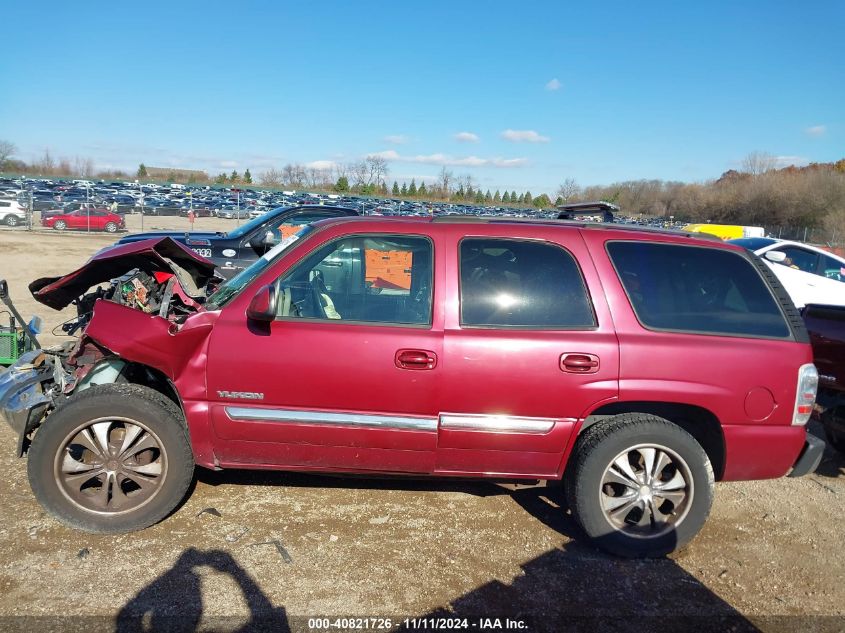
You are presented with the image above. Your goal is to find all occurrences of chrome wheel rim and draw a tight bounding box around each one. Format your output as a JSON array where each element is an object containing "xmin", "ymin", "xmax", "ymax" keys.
[
  {"xmin": 599, "ymin": 443, "xmax": 693, "ymax": 539},
  {"xmin": 53, "ymin": 417, "xmax": 167, "ymax": 515}
]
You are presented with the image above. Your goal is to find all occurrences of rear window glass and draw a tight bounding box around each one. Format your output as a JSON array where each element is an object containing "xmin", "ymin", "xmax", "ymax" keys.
[{"xmin": 607, "ymin": 242, "xmax": 790, "ymax": 338}]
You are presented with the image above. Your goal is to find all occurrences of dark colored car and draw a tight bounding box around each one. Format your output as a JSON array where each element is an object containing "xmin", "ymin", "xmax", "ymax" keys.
[
  {"xmin": 110, "ymin": 204, "xmax": 358, "ymax": 278},
  {"xmin": 0, "ymin": 217, "xmax": 823, "ymax": 558},
  {"xmin": 803, "ymin": 303, "xmax": 845, "ymax": 453}
]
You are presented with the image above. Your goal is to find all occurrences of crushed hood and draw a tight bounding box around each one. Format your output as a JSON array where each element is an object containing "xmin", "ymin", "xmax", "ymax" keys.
[{"xmin": 30, "ymin": 237, "xmax": 218, "ymax": 310}]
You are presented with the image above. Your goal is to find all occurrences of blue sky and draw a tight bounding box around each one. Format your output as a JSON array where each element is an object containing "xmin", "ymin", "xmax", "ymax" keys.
[{"xmin": 1, "ymin": 1, "xmax": 842, "ymax": 194}]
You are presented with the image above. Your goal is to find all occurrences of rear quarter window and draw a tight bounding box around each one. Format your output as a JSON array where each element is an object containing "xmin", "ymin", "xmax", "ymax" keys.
[{"xmin": 607, "ymin": 241, "xmax": 790, "ymax": 339}]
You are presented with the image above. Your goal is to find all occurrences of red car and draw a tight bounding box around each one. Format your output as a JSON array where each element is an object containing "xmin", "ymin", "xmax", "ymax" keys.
[
  {"xmin": 1, "ymin": 218, "xmax": 824, "ymax": 557},
  {"xmin": 41, "ymin": 207, "xmax": 125, "ymax": 232}
]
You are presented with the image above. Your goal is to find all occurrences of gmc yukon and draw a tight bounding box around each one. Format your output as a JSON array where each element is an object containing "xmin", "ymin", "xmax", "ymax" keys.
[{"xmin": 0, "ymin": 217, "xmax": 824, "ymax": 557}]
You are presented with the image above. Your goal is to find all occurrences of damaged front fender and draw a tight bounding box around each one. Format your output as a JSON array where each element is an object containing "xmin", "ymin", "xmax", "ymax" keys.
[{"xmin": 0, "ymin": 351, "xmax": 60, "ymax": 456}]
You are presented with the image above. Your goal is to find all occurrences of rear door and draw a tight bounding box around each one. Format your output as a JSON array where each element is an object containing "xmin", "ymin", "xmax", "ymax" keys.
[
  {"xmin": 206, "ymin": 226, "xmax": 444, "ymax": 473},
  {"xmin": 436, "ymin": 226, "xmax": 619, "ymax": 477}
]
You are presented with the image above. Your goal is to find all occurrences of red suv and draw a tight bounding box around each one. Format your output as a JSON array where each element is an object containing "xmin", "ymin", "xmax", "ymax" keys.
[{"xmin": 0, "ymin": 217, "xmax": 823, "ymax": 557}]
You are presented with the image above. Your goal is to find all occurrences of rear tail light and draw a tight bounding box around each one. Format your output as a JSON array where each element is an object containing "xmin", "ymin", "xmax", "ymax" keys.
[{"xmin": 793, "ymin": 364, "xmax": 818, "ymax": 426}]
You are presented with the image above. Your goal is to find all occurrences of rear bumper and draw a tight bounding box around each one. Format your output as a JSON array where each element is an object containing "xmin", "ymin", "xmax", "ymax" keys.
[{"xmin": 788, "ymin": 433, "xmax": 826, "ymax": 477}]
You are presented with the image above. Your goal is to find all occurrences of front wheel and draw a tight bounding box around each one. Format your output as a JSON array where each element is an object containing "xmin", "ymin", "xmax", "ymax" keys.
[
  {"xmin": 565, "ymin": 414, "xmax": 714, "ymax": 557},
  {"xmin": 53, "ymin": 220, "xmax": 67, "ymax": 230},
  {"xmin": 104, "ymin": 221, "xmax": 118, "ymax": 233},
  {"xmin": 27, "ymin": 384, "xmax": 195, "ymax": 533},
  {"xmin": 5, "ymin": 214, "xmax": 19, "ymax": 227}
]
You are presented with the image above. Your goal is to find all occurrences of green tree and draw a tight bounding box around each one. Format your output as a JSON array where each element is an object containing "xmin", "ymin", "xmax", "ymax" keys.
[
  {"xmin": 401, "ymin": 182, "xmax": 408, "ymax": 196},
  {"xmin": 494, "ymin": 190, "xmax": 501, "ymax": 203},
  {"xmin": 484, "ymin": 189, "xmax": 492, "ymax": 203},
  {"xmin": 465, "ymin": 185, "xmax": 474, "ymax": 200},
  {"xmin": 554, "ymin": 196, "xmax": 564, "ymax": 206},
  {"xmin": 533, "ymin": 193, "xmax": 551, "ymax": 208},
  {"xmin": 517, "ymin": 193, "xmax": 525, "ymax": 204},
  {"xmin": 230, "ymin": 170, "xmax": 239, "ymax": 183},
  {"xmin": 455, "ymin": 184, "xmax": 465, "ymax": 200},
  {"xmin": 335, "ymin": 176, "xmax": 350, "ymax": 192},
  {"xmin": 418, "ymin": 181, "xmax": 427, "ymax": 196},
  {"xmin": 243, "ymin": 168, "xmax": 253, "ymax": 184},
  {"xmin": 524, "ymin": 191, "xmax": 533, "ymax": 206},
  {"xmin": 136, "ymin": 163, "xmax": 148, "ymax": 178},
  {"xmin": 392, "ymin": 181, "xmax": 400, "ymax": 195},
  {"xmin": 511, "ymin": 191, "xmax": 518, "ymax": 203},
  {"xmin": 408, "ymin": 179, "xmax": 417, "ymax": 196},
  {"xmin": 502, "ymin": 191, "xmax": 510, "ymax": 203},
  {"xmin": 214, "ymin": 173, "xmax": 227, "ymax": 184},
  {"xmin": 380, "ymin": 182, "xmax": 388, "ymax": 195},
  {"xmin": 474, "ymin": 189, "xmax": 484, "ymax": 203}
]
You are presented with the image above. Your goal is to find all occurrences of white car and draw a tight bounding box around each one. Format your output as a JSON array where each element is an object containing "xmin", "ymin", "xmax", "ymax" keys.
[
  {"xmin": 0, "ymin": 200, "xmax": 27, "ymax": 227},
  {"xmin": 729, "ymin": 237, "xmax": 845, "ymax": 307}
]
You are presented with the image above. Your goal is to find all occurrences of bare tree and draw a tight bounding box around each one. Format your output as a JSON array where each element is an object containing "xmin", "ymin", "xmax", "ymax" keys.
[
  {"xmin": 741, "ymin": 151, "xmax": 777, "ymax": 176},
  {"xmin": 0, "ymin": 140, "xmax": 16, "ymax": 168},
  {"xmin": 556, "ymin": 178, "xmax": 580, "ymax": 203},
  {"xmin": 365, "ymin": 155, "xmax": 389, "ymax": 187},
  {"xmin": 333, "ymin": 162, "xmax": 351, "ymax": 182},
  {"xmin": 350, "ymin": 160, "xmax": 369, "ymax": 188},
  {"xmin": 438, "ymin": 166, "xmax": 454, "ymax": 197},
  {"xmin": 259, "ymin": 168, "xmax": 284, "ymax": 188}
]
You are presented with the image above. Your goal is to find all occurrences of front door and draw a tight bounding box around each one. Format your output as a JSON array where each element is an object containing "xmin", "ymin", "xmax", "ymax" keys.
[{"xmin": 206, "ymin": 229, "xmax": 443, "ymax": 473}]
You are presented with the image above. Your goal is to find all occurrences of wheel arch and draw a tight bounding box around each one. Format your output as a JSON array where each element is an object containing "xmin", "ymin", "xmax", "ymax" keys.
[{"xmin": 577, "ymin": 401, "xmax": 726, "ymax": 481}]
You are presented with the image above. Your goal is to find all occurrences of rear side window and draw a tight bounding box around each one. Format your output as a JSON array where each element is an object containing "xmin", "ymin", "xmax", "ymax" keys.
[
  {"xmin": 820, "ymin": 254, "xmax": 845, "ymax": 283},
  {"xmin": 607, "ymin": 242, "xmax": 790, "ymax": 338},
  {"xmin": 460, "ymin": 238, "xmax": 595, "ymax": 328}
]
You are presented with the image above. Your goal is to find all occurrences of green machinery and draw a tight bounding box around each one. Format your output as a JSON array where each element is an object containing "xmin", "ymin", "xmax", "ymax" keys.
[{"xmin": 0, "ymin": 279, "xmax": 41, "ymax": 366}]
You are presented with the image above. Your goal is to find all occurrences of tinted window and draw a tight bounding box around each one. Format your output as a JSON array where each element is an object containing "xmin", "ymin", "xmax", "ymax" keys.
[
  {"xmin": 608, "ymin": 242, "xmax": 790, "ymax": 338},
  {"xmin": 276, "ymin": 234, "xmax": 432, "ymax": 326},
  {"xmin": 727, "ymin": 237, "xmax": 777, "ymax": 251},
  {"xmin": 460, "ymin": 238, "xmax": 595, "ymax": 328},
  {"xmin": 772, "ymin": 247, "xmax": 819, "ymax": 274},
  {"xmin": 820, "ymin": 254, "xmax": 845, "ymax": 283}
]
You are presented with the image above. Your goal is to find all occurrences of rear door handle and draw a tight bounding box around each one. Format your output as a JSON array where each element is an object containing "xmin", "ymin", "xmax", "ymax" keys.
[
  {"xmin": 395, "ymin": 349, "xmax": 437, "ymax": 370},
  {"xmin": 560, "ymin": 353, "xmax": 600, "ymax": 374}
]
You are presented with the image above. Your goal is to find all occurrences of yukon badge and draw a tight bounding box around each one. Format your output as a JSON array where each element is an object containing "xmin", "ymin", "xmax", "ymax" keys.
[{"xmin": 217, "ymin": 390, "xmax": 265, "ymax": 400}]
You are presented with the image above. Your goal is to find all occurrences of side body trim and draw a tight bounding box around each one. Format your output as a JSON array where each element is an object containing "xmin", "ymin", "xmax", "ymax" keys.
[{"xmin": 225, "ymin": 407, "xmax": 438, "ymax": 432}]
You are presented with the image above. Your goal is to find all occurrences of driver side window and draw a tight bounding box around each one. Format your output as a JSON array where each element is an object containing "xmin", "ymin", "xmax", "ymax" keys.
[{"xmin": 274, "ymin": 234, "xmax": 433, "ymax": 326}]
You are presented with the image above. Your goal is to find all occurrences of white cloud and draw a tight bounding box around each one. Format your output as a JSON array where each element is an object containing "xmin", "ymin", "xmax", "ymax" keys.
[
  {"xmin": 383, "ymin": 135, "xmax": 410, "ymax": 145},
  {"xmin": 218, "ymin": 160, "xmax": 238, "ymax": 169},
  {"xmin": 305, "ymin": 160, "xmax": 337, "ymax": 170},
  {"xmin": 774, "ymin": 155, "xmax": 810, "ymax": 168},
  {"xmin": 805, "ymin": 125, "xmax": 826, "ymax": 138},
  {"xmin": 367, "ymin": 150, "xmax": 527, "ymax": 168},
  {"xmin": 500, "ymin": 129, "xmax": 550, "ymax": 143},
  {"xmin": 545, "ymin": 78, "xmax": 561, "ymax": 91},
  {"xmin": 454, "ymin": 131, "xmax": 480, "ymax": 143}
]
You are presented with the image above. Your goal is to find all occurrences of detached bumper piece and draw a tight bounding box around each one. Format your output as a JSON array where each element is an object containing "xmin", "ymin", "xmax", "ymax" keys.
[
  {"xmin": 788, "ymin": 433, "xmax": 826, "ymax": 477},
  {"xmin": 0, "ymin": 351, "xmax": 53, "ymax": 456}
]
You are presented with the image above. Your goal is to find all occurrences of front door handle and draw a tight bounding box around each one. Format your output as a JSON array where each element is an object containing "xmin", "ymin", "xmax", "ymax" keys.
[
  {"xmin": 560, "ymin": 353, "xmax": 600, "ymax": 374},
  {"xmin": 395, "ymin": 349, "xmax": 437, "ymax": 370}
]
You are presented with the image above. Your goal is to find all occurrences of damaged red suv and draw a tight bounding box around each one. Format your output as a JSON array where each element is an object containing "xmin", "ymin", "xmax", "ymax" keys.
[{"xmin": 0, "ymin": 216, "xmax": 823, "ymax": 557}]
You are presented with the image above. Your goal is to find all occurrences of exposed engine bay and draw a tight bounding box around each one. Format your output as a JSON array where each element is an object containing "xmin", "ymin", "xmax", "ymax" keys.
[{"xmin": 0, "ymin": 238, "xmax": 221, "ymax": 455}]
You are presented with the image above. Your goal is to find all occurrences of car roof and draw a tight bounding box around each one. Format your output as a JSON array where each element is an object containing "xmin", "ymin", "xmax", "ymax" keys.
[{"xmin": 307, "ymin": 215, "xmax": 730, "ymax": 247}]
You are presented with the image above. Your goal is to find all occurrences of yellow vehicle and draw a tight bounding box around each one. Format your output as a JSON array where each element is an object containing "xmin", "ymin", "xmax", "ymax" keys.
[{"xmin": 682, "ymin": 223, "xmax": 765, "ymax": 240}]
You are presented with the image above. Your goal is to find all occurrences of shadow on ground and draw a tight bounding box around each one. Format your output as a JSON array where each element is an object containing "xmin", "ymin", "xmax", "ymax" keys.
[{"xmin": 110, "ymin": 484, "xmax": 761, "ymax": 633}]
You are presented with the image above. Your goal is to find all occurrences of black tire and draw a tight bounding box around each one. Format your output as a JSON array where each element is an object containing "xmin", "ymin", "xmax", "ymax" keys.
[
  {"xmin": 27, "ymin": 384, "xmax": 194, "ymax": 533},
  {"xmin": 565, "ymin": 413, "xmax": 714, "ymax": 558},
  {"xmin": 5, "ymin": 214, "xmax": 19, "ymax": 227},
  {"xmin": 104, "ymin": 221, "xmax": 118, "ymax": 233},
  {"xmin": 53, "ymin": 220, "xmax": 67, "ymax": 230}
]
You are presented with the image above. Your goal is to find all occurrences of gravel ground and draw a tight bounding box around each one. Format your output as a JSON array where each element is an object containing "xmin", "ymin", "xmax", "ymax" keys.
[{"xmin": 0, "ymin": 221, "xmax": 843, "ymax": 632}]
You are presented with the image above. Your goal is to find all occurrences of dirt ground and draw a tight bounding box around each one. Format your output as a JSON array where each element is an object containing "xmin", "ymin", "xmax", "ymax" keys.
[{"xmin": 0, "ymin": 219, "xmax": 843, "ymax": 632}]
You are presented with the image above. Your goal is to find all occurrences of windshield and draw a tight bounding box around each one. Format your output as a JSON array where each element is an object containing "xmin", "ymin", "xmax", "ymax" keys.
[
  {"xmin": 205, "ymin": 225, "xmax": 314, "ymax": 309},
  {"xmin": 225, "ymin": 206, "xmax": 291, "ymax": 240},
  {"xmin": 727, "ymin": 237, "xmax": 778, "ymax": 251}
]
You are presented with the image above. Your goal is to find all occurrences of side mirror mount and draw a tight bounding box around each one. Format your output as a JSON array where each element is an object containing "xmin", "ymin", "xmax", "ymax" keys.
[
  {"xmin": 765, "ymin": 251, "xmax": 787, "ymax": 263},
  {"xmin": 246, "ymin": 285, "xmax": 277, "ymax": 322}
]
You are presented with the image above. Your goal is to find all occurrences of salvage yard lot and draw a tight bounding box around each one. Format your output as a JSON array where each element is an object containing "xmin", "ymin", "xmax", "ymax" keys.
[{"xmin": 0, "ymin": 219, "xmax": 843, "ymax": 631}]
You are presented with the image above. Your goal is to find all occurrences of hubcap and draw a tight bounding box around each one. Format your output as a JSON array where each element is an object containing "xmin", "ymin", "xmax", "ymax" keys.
[
  {"xmin": 599, "ymin": 443, "xmax": 693, "ymax": 539},
  {"xmin": 53, "ymin": 417, "xmax": 167, "ymax": 514}
]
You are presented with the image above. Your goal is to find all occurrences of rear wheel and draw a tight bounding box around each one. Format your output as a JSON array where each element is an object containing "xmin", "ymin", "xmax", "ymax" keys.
[
  {"xmin": 53, "ymin": 220, "xmax": 67, "ymax": 230},
  {"xmin": 27, "ymin": 384, "xmax": 195, "ymax": 533},
  {"xmin": 5, "ymin": 214, "xmax": 19, "ymax": 226},
  {"xmin": 565, "ymin": 413, "xmax": 714, "ymax": 557},
  {"xmin": 104, "ymin": 221, "xmax": 118, "ymax": 233}
]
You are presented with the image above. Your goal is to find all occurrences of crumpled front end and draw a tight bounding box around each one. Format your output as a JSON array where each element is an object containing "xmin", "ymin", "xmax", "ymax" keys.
[{"xmin": 0, "ymin": 350, "xmax": 67, "ymax": 456}]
